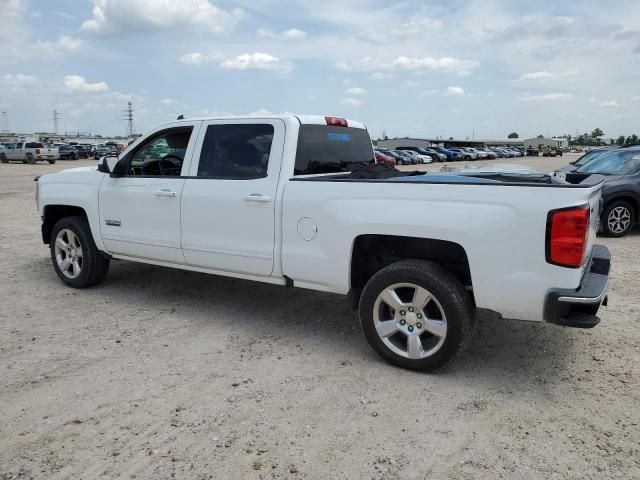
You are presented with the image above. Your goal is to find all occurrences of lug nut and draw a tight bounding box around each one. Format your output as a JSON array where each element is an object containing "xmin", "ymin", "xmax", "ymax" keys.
[
  {"xmin": 400, "ymin": 319, "xmax": 406, "ymax": 325},
  {"xmin": 408, "ymin": 326, "xmax": 414, "ymax": 332},
  {"xmin": 417, "ymin": 313, "xmax": 422, "ymax": 319},
  {"xmin": 399, "ymin": 310, "xmax": 406, "ymax": 316},
  {"xmin": 416, "ymin": 323, "xmax": 422, "ymax": 329},
  {"xmin": 408, "ymin": 307, "xmax": 414, "ymax": 312}
]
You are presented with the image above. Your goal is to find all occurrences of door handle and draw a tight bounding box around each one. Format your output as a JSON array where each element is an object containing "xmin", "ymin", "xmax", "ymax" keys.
[
  {"xmin": 156, "ymin": 189, "xmax": 177, "ymax": 198},
  {"xmin": 243, "ymin": 194, "xmax": 272, "ymax": 203}
]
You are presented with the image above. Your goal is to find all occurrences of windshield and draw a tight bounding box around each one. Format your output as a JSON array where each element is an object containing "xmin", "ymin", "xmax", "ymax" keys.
[
  {"xmin": 574, "ymin": 149, "xmax": 607, "ymax": 166},
  {"xmin": 576, "ymin": 150, "xmax": 640, "ymax": 175}
]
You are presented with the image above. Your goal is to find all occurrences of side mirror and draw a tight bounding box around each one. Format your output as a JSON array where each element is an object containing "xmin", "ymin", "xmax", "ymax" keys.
[{"xmin": 97, "ymin": 155, "xmax": 120, "ymax": 175}]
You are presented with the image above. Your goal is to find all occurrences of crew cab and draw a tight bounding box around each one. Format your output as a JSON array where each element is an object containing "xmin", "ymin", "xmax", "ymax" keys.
[
  {"xmin": 1, "ymin": 142, "xmax": 58, "ymax": 164},
  {"xmin": 36, "ymin": 115, "xmax": 611, "ymax": 370}
]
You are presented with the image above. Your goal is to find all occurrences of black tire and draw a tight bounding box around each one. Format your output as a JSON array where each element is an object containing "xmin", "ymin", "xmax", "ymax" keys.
[
  {"xmin": 358, "ymin": 260, "xmax": 474, "ymax": 371},
  {"xmin": 48, "ymin": 158, "xmax": 57, "ymax": 164},
  {"xmin": 601, "ymin": 201, "xmax": 635, "ymax": 237},
  {"xmin": 26, "ymin": 154, "xmax": 35, "ymax": 165},
  {"xmin": 50, "ymin": 215, "xmax": 110, "ymax": 288},
  {"xmin": 0, "ymin": 154, "xmax": 7, "ymax": 163}
]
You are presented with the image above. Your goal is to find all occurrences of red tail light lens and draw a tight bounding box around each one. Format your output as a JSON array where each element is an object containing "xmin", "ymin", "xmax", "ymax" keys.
[
  {"xmin": 325, "ymin": 116, "xmax": 348, "ymax": 127},
  {"xmin": 546, "ymin": 206, "xmax": 590, "ymax": 268},
  {"xmin": 36, "ymin": 148, "xmax": 41, "ymax": 154}
]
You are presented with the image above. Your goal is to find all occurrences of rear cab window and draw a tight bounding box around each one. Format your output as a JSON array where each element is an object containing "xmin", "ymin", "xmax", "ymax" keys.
[{"xmin": 294, "ymin": 124, "xmax": 374, "ymax": 175}]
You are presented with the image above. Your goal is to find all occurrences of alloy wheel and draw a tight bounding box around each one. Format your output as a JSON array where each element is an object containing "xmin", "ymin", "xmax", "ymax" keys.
[{"xmin": 54, "ymin": 229, "xmax": 84, "ymax": 279}]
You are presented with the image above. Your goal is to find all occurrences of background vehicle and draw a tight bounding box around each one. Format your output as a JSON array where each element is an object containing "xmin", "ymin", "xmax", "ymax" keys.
[
  {"xmin": 94, "ymin": 145, "xmax": 116, "ymax": 160},
  {"xmin": 396, "ymin": 146, "xmax": 442, "ymax": 163},
  {"xmin": 1, "ymin": 142, "xmax": 57, "ymax": 164},
  {"xmin": 448, "ymin": 148, "xmax": 473, "ymax": 160},
  {"xmin": 429, "ymin": 146, "xmax": 460, "ymax": 161},
  {"xmin": 526, "ymin": 146, "xmax": 539, "ymax": 156},
  {"xmin": 73, "ymin": 145, "xmax": 91, "ymax": 159},
  {"xmin": 398, "ymin": 149, "xmax": 431, "ymax": 164},
  {"xmin": 567, "ymin": 147, "xmax": 640, "ymax": 237},
  {"xmin": 374, "ymin": 149, "xmax": 396, "ymax": 167},
  {"xmin": 58, "ymin": 145, "xmax": 79, "ymax": 160},
  {"xmin": 36, "ymin": 114, "xmax": 610, "ymax": 371}
]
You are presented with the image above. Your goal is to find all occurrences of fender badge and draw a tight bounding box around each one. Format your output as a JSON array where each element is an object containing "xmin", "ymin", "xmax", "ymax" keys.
[{"xmin": 105, "ymin": 219, "xmax": 121, "ymax": 227}]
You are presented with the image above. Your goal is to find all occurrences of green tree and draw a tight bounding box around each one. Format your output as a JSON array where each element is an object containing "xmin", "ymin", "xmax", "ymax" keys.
[
  {"xmin": 537, "ymin": 134, "xmax": 544, "ymax": 138},
  {"xmin": 507, "ymin": 132, "xmax": 519, "ymax": 139},
  {"xmin": 616, "ymin": 135, "xmax": 626, "ymax": 145},
  {"xmin": 626, "ymin": 134, "xmax": 639, "ymax": 144},
  {"xmin": 591, "ymin": 128, "xmax": 604, "ymax": 145}
]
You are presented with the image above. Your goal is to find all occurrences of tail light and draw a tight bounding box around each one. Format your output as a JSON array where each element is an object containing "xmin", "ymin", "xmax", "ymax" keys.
[
  {"xmin": 36, "ymin": 149, "xmax": 41, "ymax": 154},
  {"xmin": 325, "ymin": 116, "xmax": 348, "ymax": 127},
  {"xmin": 546, "ymin": 205, "xmax": 590, "ymax": 268}
]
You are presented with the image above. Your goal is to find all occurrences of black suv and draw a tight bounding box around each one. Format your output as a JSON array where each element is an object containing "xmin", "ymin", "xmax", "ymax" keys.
[
  {"xmin": 568, "ymin": 147, "xmax": 640, "ymax": 237},
  {"xmin": 58, "ymin": 145, "xmax": 79, "ymax": 160}
]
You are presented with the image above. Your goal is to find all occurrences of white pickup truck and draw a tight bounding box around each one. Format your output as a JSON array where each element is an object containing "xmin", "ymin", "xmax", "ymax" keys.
[
  {"xmin": 36, "ymin": 115, "xmax": 611, "ymax": 370},
  {"xmin": 1, "ymin": 141, "xmax": 58, "ymax": 164}
]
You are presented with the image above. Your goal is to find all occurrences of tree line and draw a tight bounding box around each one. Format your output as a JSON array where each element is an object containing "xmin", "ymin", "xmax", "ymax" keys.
[{"xmin": 556, "ymin": 128, "xmax": 639, "ymax": 147}]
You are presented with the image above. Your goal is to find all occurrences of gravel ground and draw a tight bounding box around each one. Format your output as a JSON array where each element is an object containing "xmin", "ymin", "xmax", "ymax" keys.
[{"xmin": 1, "ymin": 156, "xmax": 638, "ymax": 479}]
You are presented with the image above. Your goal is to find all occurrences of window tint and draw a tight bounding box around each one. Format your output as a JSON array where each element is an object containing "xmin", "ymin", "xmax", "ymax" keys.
[
  {"xmin": 26, "ymin": 142, "xmax": 43, "ymax": 148},
  {"xmin": 197, "ymin": 124, "xmax": 273, "ymax": 179},
  {"xmin": 127, "ymin": 127, "xmax": 193, "ymax": 176},
  {"xmin": 294, "ymin": 125, "xmax": 374, "ymax": 175}
]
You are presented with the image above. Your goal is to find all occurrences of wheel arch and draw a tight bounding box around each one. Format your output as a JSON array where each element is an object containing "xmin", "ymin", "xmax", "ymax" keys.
[
  {"xmin": 42, "ymin": 205, "xmax": 88, "ymax": 244},
  {"xmin": 350, "ymin": 234, "xmax": 473, "ymax": 307}
]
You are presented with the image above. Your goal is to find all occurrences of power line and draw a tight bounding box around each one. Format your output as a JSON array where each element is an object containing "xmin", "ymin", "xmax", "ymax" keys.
[
  {"xmin": 1, "ymin": 111, "xmax": 9, "ymax": 134},
  {"xmin": 123, "ymin": 101, "xmax": 135, "ymax": 137},
  {"xmin": 53, "ymin": 109, "xmax": 61, "ymax": 134}
]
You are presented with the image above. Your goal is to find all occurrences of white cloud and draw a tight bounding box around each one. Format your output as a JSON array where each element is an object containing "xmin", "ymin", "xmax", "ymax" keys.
[
  {"xmin": 3, "ymin": 73, "xmax": 38, "ymax": 86},
  {"xmin": 340, "ymin": 97, "xmax": 362, "ymax": 107},
  {"xmin": 34, "ymin": 35, "xmax": 83, "ymax": 55},
  {"xmin": 282, "ymin": 28, "xmax": 307, "ymax": 39},
  {"xmin": 518, "ymin": 70, "xmax": 578, "ymax": 81},
  {"xmin": 632, "ymin": 96, "xmax": 640, "ymax": 101},
  {"xmin": 599, "ymin": 99, "xmax": 619, "ymax": 107},
  {"xmin": 179, "ymin": 51, "xmax": 223, "ymax": 65},
  {"xmin": 392, "ymin": 56, "xmax": 479, "ymax": 75},
  {"xmin": 370, "ymin": 72, "xmax": 393, "ymax": 80},
  {"xmin": 259, "ymin": 28, "xmax": 307, "ymax": 40},
  {"xmin": 521, "ymin": 93, "xmax": 574, "ymax": 102},
  {"xmin": 445, "ymin": 86, "xmax": 465, "ymax": 96},
  {"xmin": 64, "ymin": 75, "xmax": 109, "ymax": 93},
  {"xmin": 345, "ymin": 87, "xmax": 366, "ymax": 95},
  {"xmin": 81, "ymin": 0, "xmax": 243, "ymax": 34},
  {"xmin": 220, "ymin": 52, "xmax": 291, "ymax": 72},
  {"xmin": 160, "ymin": 98, "xmax": 177, "ymax": 105}
]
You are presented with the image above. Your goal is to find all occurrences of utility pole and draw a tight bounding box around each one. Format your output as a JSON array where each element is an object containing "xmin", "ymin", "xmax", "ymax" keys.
[
  {"xmin": 1, "ymin": 111, "xmax": 9, "ymax": 134},
  {"xmin": 123, "ymin": 101, "xmax": 135, "ymax": 138},
  {"xmin": 53, "ymin": 109, "xmax": 61, "ymax": 134}
]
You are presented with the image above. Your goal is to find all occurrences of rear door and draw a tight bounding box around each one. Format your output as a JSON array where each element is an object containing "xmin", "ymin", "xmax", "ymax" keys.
[{"xmin": 180, "ymin": 119, "xmax": 285, "ymax": 276}]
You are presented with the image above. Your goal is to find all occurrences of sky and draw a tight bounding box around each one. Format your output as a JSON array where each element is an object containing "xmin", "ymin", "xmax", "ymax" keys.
[{"xmin": 1, "ymin": 0, "xmax": 640, "ymax": 139}]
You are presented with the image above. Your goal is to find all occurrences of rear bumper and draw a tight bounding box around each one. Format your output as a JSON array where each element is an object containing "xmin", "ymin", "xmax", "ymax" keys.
[{"xmin": 544, "ymin": 244, "xmax": 610, "ymax": 328}]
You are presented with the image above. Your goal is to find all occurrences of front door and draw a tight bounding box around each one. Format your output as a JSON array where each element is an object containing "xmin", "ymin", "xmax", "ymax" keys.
[
  {"xmin": 99, "ymin": 123, "xmax": 200, "ymax": 263},
  {"xmin": 180, "ymin": 119, "xmax": 285, "ymax": 276}
]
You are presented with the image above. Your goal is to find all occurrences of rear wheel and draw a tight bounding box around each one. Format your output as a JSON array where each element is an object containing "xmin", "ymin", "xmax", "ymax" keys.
[
  {"xmin": 602, "ymin": 201, "xmax": 635, "ymax": 237},
  {"xmin": 359, "ymin": 260, "xmax": 474, "ymax": 371},
  {"xmin": 0, "ymin": 154, "xmax": 7, "ymax": 163},
  {"xmin": 50, "ymin": 216, "xmax": 110, "ymax": 288},
  {"xmin": 26, "ymin": 154, "xmax": 35, "ymax": 165},
  {"xmin": 48, "ymin": 158, "xmax": 57, "ymax": 164}
]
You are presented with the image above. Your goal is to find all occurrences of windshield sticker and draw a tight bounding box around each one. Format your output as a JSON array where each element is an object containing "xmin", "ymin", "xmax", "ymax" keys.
[{"xmin": 327, "ymin": 132, "xmax": 351, "ymax": 142}]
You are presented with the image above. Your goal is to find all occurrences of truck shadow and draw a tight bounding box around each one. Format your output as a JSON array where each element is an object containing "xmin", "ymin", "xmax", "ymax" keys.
[{"xmin": 93, "ymin": 260, "xmax": 578, "ymax": 382}]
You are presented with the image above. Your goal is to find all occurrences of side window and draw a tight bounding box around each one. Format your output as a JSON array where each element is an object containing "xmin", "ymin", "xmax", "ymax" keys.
[
  {"xmin": 127, "ymin": 127, "xmax": 193, "ymax": 176},
  {"xmin": 197, "ymin": 124, "xmax": 274, "ymax": 179}
]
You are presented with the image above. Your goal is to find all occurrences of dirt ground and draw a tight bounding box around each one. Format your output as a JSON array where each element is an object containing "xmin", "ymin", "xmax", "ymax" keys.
[{"xmin": 1, "ymin": 155, "xmax": 638, "ymax": 480}]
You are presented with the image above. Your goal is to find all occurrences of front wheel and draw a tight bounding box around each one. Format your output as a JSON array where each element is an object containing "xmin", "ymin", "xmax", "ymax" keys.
[
  {"xmin": 50, "ymin": 216, "xmax": 110, "ymax": 288},
  {"xmin": 602, "ymin": 201, "xmax": 635, "ymax": 237},
  {"xmin": 359, "ymin": 260, "xmax": 474, "ymax": 371}
]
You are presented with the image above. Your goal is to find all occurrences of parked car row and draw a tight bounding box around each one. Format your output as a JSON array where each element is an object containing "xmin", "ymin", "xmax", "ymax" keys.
[
  {"xmin": 373, "ymin": 145, "xmax": 529, "ymax": 165},
  {"xmin": 555, "ymin": 144, "xmax": 640, "ymax": 237},
  {"xmin": 0, "ymin": 141, "xmax": 122, "ymax": 164}
]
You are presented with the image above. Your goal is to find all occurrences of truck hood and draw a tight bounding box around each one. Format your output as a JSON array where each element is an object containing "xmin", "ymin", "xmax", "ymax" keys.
[{"xmin": 38, "ymin": 165, "xmax": 100, "ymax": 184}]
